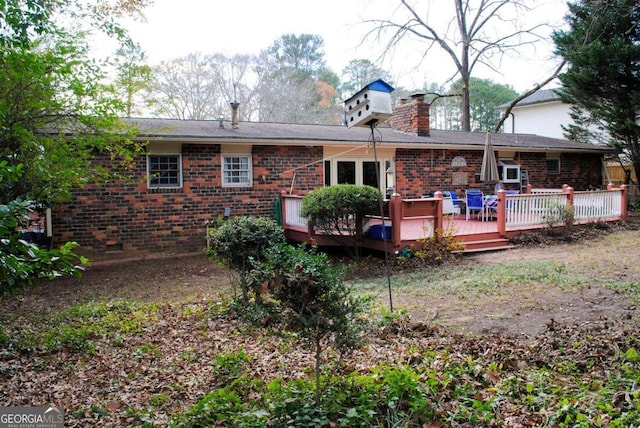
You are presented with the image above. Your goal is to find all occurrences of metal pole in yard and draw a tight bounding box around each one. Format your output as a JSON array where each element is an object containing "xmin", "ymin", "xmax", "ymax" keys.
[{"xmin": 369, "ymin": 123, "xmax": 394, "ymax": 313}]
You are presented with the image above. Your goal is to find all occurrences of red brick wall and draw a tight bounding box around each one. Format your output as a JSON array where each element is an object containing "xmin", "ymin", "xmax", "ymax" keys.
[
  {"xmin": 52, "ymin": 141, "xmax": 602, "ymax": 261},
  {"xmin": 390, "ymin": 99, "xmax": 430, "ymax": 136},
  {"xmin": 519, "ymin": 152, "xmax": 603, "ymax": 190},
  {"xmin": 52, "ymin": 144, "xmax": 323, "ymax": 260},
  {"xmin": 394, "ymin": 149, "xmax": 604, "ymax": 198}
]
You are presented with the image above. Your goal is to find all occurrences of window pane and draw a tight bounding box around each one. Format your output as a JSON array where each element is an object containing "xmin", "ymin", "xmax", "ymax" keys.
[
  {"xmin": 362, "ymin": 161, "xmax": 379, "ymax": 188},
  {"xmin": 223, "ymin": 155, "xmax": 251, "ymax": 186},
  {"xmin": 324, "ymin": 160, "xmax": 331, "ymax": 186},
  {"xmin": 546, "ymin": 159, "xmax": 560, "ymax": 174},
  {"xmin": 337, "ymin": 161, "xmax": 356, "ymax": 184},
  {"xmin": 149, "ymin": 155, "xmax": 180, "ymax": 187}
]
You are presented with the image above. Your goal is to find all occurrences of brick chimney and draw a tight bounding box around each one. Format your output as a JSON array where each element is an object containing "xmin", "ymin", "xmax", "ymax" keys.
[{"xmin": 391, "ymin": 92, "xmax": 430, "ymax": 136}]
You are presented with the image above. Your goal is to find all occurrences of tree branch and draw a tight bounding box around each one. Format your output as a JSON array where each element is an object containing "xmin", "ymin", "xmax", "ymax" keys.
[{"xmin": 493, "ymin": 60, "xmax": 567, "ymax": 133}]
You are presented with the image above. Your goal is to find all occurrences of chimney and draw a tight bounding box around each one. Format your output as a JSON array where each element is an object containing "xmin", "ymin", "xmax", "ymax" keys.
[
  {"xmin": 391, "ymin": 92, "xmax": 430, "ymax": 136},
  {"xmin": 230, "ymin": 101, "xmax": 240, "ymax": 129}
]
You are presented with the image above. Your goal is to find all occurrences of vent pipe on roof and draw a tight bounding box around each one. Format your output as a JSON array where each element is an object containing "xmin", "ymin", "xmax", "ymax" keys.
[{"xmin": 230, "ymin": 101, "xmax": 239, "ymax": 129}]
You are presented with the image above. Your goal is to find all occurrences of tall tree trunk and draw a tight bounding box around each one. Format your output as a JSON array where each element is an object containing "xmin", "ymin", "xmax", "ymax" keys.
[{"xmin": 461, "ymin": 71, "xmax": 471, "ymax": 132}]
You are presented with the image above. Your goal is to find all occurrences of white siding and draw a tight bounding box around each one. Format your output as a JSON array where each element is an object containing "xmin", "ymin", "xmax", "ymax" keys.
[{"xmin": 503, "ymin": 101, "xmax": 571, "ymax": 139}]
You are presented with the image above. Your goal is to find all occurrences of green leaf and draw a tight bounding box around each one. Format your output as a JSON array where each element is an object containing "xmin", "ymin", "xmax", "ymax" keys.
[{"xmin": 624, "ymin": 347, "xmax": 638, "ymax": 362}]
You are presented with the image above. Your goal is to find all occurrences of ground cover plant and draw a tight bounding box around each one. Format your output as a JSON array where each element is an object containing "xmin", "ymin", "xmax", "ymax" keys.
[{"xmin": 0, "ymin": 215, "xmax": 639, "ymax": 426}]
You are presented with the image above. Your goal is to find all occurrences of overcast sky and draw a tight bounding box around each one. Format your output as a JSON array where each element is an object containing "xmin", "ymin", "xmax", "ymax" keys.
[{"xmin": 115, "ymin": 0, "xmax": 569, "ymax": 93}]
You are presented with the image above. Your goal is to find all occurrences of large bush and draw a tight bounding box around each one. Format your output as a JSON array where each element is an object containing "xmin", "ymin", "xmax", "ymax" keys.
[
  {"xmin": 205, "ymin": 216, "xmax": 285, "ymax": 304},
  {"xmin": 1, "ymin": 162, "xmax": 87, "ymax": 293},
  {"xmin": 301, "ymin": 184, "xmax": 381, "ymax": 257}
]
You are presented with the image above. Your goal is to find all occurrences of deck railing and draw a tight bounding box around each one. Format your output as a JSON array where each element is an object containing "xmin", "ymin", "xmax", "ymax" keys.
[
  {"xmin": 503, "ymin": 184, "xmax": 627, "ymax": 230},
  {"xmin": 283, "ymin": 194, "xmax": 307, "ymax": 227},
  {"xmin": 280, "ymin": 185, "xmax": 628, "ymax": 252},
  {"xmin": 573, "ymin": 189, "xmax": 622, "ymax": 221},
  {"xmin": 505, "ymin": 193, "xmax": 568, "ymax": 228}
]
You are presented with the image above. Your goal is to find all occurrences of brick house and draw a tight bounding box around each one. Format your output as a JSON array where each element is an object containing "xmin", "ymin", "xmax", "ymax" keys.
[{"xmin": 52, "ymin": 94, "xmax": 615, "ymax": 261}]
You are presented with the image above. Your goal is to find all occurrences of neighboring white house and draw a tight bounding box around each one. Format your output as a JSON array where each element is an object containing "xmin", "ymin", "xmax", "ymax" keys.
[{"xmin": 497, "ymin": 88, "xmax": 571, "ymax": 139}]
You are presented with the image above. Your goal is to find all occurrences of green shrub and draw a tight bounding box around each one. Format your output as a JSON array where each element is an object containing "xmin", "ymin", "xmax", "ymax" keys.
[
  {"xmin": 171, "ymin": 387, "xmax": 267, "ymax": 428},
  {"xmin": 0, "ymin": 162, "xmax": 88, "ymax": 293},
  {"xmin": 206, "ymin": 216, "xmax": 285, "ymax": 304},
  {"xmin": 543, "ymin": 203, "xmax": 574, "ymax": 228},
  {"xmin": 396, "ymin": 221, "xmax": 463, "ymax": 269},
  {"xmin": 258, "ymin": 243, "xmax": 370, "ymax": 405},
  {"xmin": 301, "ymin": 184, "xmax": 381, "ymax": 258}
]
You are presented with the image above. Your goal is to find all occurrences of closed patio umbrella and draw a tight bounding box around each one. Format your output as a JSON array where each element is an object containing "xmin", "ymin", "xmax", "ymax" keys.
[{"xmin": 480, "ymin": 132, "xmax": 500, "ymax": 183}]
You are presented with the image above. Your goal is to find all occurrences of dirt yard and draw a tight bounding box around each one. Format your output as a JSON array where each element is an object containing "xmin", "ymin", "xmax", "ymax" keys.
[
  {"xmin": 17, "ymin": 213, "xmax": 640, "ymax": 341},
  {"xmin": 2, "ymin": 215, "xmax": 640, "ymax": 426}
]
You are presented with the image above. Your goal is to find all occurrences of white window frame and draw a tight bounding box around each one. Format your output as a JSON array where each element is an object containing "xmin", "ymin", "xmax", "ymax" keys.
[
  {"xmin": 147, "ymin": 153, "xmax": 183, "ymax": 189},
  {"xmin": 498, "ymin": 159, "xmax": 521, "ymax": 184},
  {"xmin": 326, "ymin": 157, "xmax": 391, "ymax": 192},
  {"xmin": 222, "ymin": 154, "xmax": 253, "ymax": 188}
]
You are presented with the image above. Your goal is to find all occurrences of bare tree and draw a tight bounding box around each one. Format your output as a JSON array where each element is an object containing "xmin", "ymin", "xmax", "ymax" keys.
[
  {"xmin": 148, "ymin": 53, "xmax": 219, "ymax": 120},
  {"xmin": 365, "ymin": 0, "xmax": 548, "ymax": 131},
  {"xmin": 254, "ymin": 34, "xmax": 342, "ymax": 124},
  {"xmin": 207, "ymin": 53, "xmax": 260, "ymax": 121},
  {"xmin": 493, "ymin": 60, "xmax": 566, "ymax": 133},
  {"xmin": 147, "ymin": 52, "xmax": 258, "ymax": 121}
]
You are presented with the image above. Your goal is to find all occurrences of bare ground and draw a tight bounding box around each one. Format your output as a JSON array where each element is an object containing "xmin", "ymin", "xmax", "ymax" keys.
[
  {"xmin": 13, "ymin": 212, "xmax": 640, "ymax": 340},
  {"xmin": 2, "ymin": 214, "xmax": 640, "ymax": 426}
]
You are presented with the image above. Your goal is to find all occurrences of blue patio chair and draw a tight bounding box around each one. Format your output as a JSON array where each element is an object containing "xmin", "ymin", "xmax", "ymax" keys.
[
  {"xmin": 449, "ymin": 190, "xmax": 463, "ymax": 213},
  {"xmin": 465, "ymin": 189, "xmax": 484, "ymax": 221}
]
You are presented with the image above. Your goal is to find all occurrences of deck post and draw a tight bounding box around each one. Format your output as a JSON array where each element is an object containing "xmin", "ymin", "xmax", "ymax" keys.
[
  {"xmin": 620, "ymin": 184, "xmax": 628, "ymax": 220},
  {"xmin": 496, "ymin": 189, "xmax": 506, "ymax": 236},
  {"xmin": 526, "ymin": 184, "xmax": 532, "ymax": 194},
  {"xmin": 389, "ymin": 193, "xmax": 402, "ymax": 250},
  {"xmin": 563, "ymin": 186, "xmax": 575, "ymax": 223},
  {"xmin": 433, "ymin": 191, "xmax": 444, "ymax": 233}
]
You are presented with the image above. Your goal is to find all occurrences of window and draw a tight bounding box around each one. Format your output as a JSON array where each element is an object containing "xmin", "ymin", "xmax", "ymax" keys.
[
  {"xmin": 324, "ymin": 160, "xmax": 331, "ymax": 186},
  {"xmin": 147, "ymin": 154, "xmax": 182, "ymax": 188},
  {"xmin": 325, "ymin": 158, "xmax": 391, "ymax": 193},
  {"xmin": 222, "ymin": 154, "xmax": 252, "ymax": 187},
  {"xmin": 362, "ymin": 161, "xmax": 380, "ymax": 188},
  {"xmin": 337, "ymin": 161, "xmax": 356, "ymax": 184},
  {"xmin": 546, "ymin": 158, "xmax": 560, "ymax": 174},
  {"xmin": 498, "ymin": 159, "xmax": 521, "ymax": 183}
]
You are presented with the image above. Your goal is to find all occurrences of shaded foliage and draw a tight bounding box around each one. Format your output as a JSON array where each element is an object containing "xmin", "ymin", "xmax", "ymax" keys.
[{"xmin": 553, "ymin": 0, "xmax": 640, "ymax": 181}]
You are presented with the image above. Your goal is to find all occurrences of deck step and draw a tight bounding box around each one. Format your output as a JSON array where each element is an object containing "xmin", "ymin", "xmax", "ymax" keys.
[{"xmin": 455, "ymin": 238, "xmax": 516, "ymax": 253}]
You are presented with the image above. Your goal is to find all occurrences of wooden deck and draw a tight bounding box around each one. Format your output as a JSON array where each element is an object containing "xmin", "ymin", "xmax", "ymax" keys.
[{"xmin": 279, "ymin": 185, "xmax": 629, "ymax": 254}]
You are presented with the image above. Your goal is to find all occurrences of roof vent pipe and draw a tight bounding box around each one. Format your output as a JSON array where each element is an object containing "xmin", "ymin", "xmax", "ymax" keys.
[{"xmin": 230, "ymin": 101, "xmax": 239, "ymax": 129}]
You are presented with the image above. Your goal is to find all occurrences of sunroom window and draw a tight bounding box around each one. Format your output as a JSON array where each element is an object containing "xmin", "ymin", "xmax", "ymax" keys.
[{"xmin": 498, "ymin": 159, "xmax": 521, "ymax": 183}]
